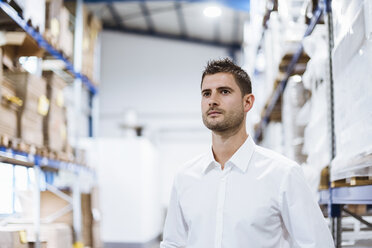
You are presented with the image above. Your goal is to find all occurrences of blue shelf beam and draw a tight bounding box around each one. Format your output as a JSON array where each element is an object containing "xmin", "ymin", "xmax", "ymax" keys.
[
  {"xmin": 332, "ymin": 185, "xmax": 372, "ymax": 205},
  {"xmin": 319, "ymin": 186, "xmax": 372, "ymax": 205},
  {"xmin": 0, "ymin": 0, "xmax": 98, "ymax": 95},
  {"xmin": 1, "ymin": 146, "xmax": 94, "ymax": 175}
]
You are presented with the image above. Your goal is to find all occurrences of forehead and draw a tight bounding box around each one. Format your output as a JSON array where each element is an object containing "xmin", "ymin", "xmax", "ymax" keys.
[{"xmin": 201, "ymin": 72, "xmax": 238, "ymax": 90}]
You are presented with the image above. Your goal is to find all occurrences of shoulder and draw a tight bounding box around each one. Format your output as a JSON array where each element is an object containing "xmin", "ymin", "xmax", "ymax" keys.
[
  {"xmin": 174, "ymin": 152, "xmax": 209, "ymax": 186},
  {"xmin": 253, "ymin": 145, "xmax": 299, "ymax": 172}
]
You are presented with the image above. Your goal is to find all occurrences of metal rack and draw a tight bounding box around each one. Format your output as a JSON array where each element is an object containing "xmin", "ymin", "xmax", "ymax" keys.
[
  {"xmin": 0, "ymin": 0, "xmax": 97, "ymax": 95},
  {"xmin": 254, "ymin": 0, "xmax": 372, "ymax": 247},
  {"xmin": 0, "ymin": 1, "xmax": 97, "ymax": 247},
  {"xmin": 0, "ymin": 144, "xmax": 95, "ymax": 248}
]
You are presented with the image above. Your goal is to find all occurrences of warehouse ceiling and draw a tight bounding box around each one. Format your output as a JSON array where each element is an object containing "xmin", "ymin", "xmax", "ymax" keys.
[{"xmin": 84, "ymin": 0, "xmax": 250, "ymax": 50}]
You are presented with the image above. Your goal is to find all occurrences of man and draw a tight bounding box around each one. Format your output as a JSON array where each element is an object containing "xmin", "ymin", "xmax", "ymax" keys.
[{"xmin": 160, "ymin": 58, "xmax": 334, "ymax": 248}]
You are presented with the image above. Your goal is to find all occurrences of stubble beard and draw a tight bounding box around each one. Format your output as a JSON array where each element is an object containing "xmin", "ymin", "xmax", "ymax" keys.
[{"xmin": 202, "ymin": 107, "xmax": 245, "ymax": 133}]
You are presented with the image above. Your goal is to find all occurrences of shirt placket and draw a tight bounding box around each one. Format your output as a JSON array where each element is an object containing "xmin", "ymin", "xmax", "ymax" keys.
[{"xmin": 214, "ymin": 164, "xmax": 231, "ymax": 248}]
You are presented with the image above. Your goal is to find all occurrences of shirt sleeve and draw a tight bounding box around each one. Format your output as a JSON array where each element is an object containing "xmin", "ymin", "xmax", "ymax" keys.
[
  {"xmin": 280, "ymin": 164, "xmax": 335, "ymax": 248},
  {"xmin": 160, "ymin": 177, "xmax": 188, "ymax": 248}
]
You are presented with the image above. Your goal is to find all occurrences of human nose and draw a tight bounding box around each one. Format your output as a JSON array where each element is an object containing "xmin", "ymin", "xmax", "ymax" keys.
[{"xmin": 208, "ymin": 92, "xmax": 219, "ymax": 107}]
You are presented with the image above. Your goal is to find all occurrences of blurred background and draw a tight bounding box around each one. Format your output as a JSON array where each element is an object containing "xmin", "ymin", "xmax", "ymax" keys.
[{"xmin": 0, "ymin": 0, "xmax": 372, "ymax": 247}]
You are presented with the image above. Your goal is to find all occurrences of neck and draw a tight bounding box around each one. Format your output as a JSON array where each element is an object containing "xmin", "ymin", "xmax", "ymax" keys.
[{"xmin": 211, "ymin": 122, "xmax": 248, "ymax": 169}]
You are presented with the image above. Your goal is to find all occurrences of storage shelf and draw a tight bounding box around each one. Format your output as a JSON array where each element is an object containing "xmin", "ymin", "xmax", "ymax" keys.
[
  {"xmin": 0, "ymin": 146, "xmax": 94, "ymax": 175},
  {"xmin": 319, "ymin": 186, "xmax": 372, "ymax": 205},
  {"xmin": 0, "ymin": 147, "xmax": 34, "ymax": 167},
  {"xmin": 253, "ymin": 7, "xmax": 323, "ymax": 142},
  {"xmin": 0, "ymin": 0, "xmax": 97, "ymax": 95}
]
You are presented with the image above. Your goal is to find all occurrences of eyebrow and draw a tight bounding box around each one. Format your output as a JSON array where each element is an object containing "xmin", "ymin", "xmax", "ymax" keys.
[{"xmin": 201, "ymin": 86, "xmax": 234, "ymax": 93}]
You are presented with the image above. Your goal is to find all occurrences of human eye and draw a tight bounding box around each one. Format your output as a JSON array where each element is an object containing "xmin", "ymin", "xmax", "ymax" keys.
[
  {"xmin": 202, "ymin": 91, "xmax": 210, "ymax": 97},
  {"xmin": 221, "ymin": 89, "xmax": 230, "ymax": 94}
]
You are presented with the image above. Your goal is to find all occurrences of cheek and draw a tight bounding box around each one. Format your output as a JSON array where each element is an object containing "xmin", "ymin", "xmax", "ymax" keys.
[{"xmin": 201, "ymin": 99, "xmax": 208, "ymax": 110}]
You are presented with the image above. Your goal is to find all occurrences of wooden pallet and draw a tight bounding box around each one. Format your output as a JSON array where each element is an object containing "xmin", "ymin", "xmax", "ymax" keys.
[{"xmin": 331, "ymin": 176, "xmax": 372, "ymax": 188}]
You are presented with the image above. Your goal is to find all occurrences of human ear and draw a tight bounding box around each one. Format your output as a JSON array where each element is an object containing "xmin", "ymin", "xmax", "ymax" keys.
[{"xmin": 243, "ymin": 94, "xmax": 255, "ymax": 113}]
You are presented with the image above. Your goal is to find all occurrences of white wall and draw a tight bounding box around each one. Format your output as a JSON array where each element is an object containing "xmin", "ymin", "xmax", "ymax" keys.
[
  {"xmin": 93, "ymin": 138, "xmax": 161, "ymax": 243},
  {"xmin": 99, "ymin": 31, "xmax": 235, "ymax": 205},
  {"xmin": 100, "ymin": 30, "xmax": 233, "ymax": 136},
  {"xmin": 98, "ymin": 31, "xmax": 239, "ymax": 243}
]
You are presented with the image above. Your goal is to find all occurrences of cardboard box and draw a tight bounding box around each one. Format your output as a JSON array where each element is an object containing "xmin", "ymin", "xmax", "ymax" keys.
[
  {"xmin": 43, "ymin": 71, "xmax": 68, "ymax": 151},
  {"xmin": 6, "ymin": 223, "xmax": 72, "ymax": 248},
  {"xmin": 92, "ymin": 222, "xmax": 103, "ymax": 248},
  {"xmin": 44, "ymin": 0, "xmax": 64, "ymax": 47},
  {"xmin": 4, "ymin": 71, "xmax": 47, "ymax": 147},
  {"xmin": 41, "ymin": 190, "xmax": 73, "ymax": 226},
  {"xmin": 0, "ymin": 227, "xmax": 28, "ymax": 248},
  {"xmin": 82, "ymin": 193, "xmax": 93, "ymax": 246},
  {"xmin": 0, "ymin": 31, "xmax": 44, "ymax": 70},
  {"xmin": 0, "ymin": 50, "xmax": 19, "ymax": 138},
  {"xmin": 58, "ymin": 7, "xmax": 74, "ymax": 58}
]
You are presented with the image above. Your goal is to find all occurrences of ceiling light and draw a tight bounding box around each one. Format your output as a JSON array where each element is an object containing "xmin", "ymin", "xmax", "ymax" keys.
[{"xmin": 203, "ymin": 6, "xmax": 222, "ymax": 18}]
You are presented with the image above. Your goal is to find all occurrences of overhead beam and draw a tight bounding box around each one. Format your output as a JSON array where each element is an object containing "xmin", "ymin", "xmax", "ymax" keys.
[
  {"xmin": 106, "ymin": 3, "xmax": 125, "ymax": 27},
  {"xmin": 104, "ymin": 24, "xmax": 241, "ymax": 50},
  {"xmin": 213, "ymin": 17, "xmax": 221, "ymax": 42},
  {"xmin": 139, "ymin": 0, "xmax": 155, "ymax": 32},
  {"xmin": 84, "ymin": 0, "xmax": 251, "ymax": 12},
  {"xmin": 122, "ymin": 5, "xmax": 184, "ymax": 21},
  {"xmin": 232, "ymin": 11, "xmax": 240, "ymax": 42},
  {"xmin": 174, "ymin": 2, "xmax": 188, "ymax": 37}
]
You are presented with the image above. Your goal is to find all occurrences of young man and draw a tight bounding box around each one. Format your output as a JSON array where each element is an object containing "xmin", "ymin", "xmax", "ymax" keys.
[{"xmin": 160, "ymin": 59, "xmax": 334, "ymax": 248}]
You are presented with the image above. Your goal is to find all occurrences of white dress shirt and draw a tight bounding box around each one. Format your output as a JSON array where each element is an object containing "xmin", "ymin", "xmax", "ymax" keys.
[{"xmin": 160, "ymin": 135, "xmax": 334, "ymax": 248}]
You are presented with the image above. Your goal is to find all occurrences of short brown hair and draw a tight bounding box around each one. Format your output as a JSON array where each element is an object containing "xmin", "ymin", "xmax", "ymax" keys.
[{"xmin": 201, "ymin": 58, "xmax": 252, "ymax": 96}]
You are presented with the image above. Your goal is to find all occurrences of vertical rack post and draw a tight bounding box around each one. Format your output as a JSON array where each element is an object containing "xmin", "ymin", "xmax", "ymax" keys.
[
  {"xmin": 324, "ymin": 0, "xmax": 341, "ymax": 246},
  {"xmin": 73, "ymin": 0, "xmax": 83, "ymax": 246},
  {"xmin": 73, "ymin": 171, "xmax": 83, "ymax": 248},
  {"xmin": 33, "ymin": 163, "xmax": 41, "ymax": 248}
]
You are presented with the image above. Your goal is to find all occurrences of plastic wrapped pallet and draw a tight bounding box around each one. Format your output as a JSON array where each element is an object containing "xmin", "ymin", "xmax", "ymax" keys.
[
  {"xmin": 260, "ymin": 122, "xmax": 283, "ymax": 154},
  {"xmin": 331, "ymin": 1, "xmax": 372, "ymax": 181},
  {"xmin": 301, "ymin": 24, "xmax": 331, "ymax": 172},
  {"xmin": 282, "ymin": 76, "xmax": 309, "ymax": 164}
]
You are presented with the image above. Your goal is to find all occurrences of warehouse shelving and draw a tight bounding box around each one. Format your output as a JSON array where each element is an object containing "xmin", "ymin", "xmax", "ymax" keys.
[
  {"xmin": 0, "ymin": 1, "xmax": 97, "ymax": 247},
  {"xmin": 0, "ymin": 144, "xmax": 95, "ymax": 248},
  {"xmin": 253, "ymin": 6, "xmax": 323, "ymax": 142},
  {"xmin": 0, "ymin": 145, "xmax": 94, "ymax": 174},
  {"xmin": 254, "ymin": 0, "xmax": 372, "ymax": 247},
  {"xmin": 0, "ymin": 0, "xmax": 97, "ymax": 95},
  {"xmin": 319, "ymin": 186, "xmax": 372, "ymax": 205}
]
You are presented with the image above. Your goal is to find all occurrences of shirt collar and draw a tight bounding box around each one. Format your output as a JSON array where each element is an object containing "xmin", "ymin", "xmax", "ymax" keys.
[{"xmin": 203, "ymin": 135, "xmax": 256, "ymax": 174}]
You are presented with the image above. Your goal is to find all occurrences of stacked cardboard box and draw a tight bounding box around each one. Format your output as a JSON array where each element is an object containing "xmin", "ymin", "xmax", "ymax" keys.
[
  {"xmin": 81, "ymin": 193, "xmax": 93, "ymax": 247},
  {"xmin": 0, "ymin": 31, "xmax": 44, "ymax": 70},
  {"xmin": 43, "ymin": 71, "xmax": 67, "ymax": 152},
  {"xmin": 82, "ymin": 12, "xmax": 102, "ymax": 84},
  {"xmin": 0, "ymin": 49, "xmax": 19, "ymax": 139},
  {"xmin": 44, "ymin": 0, "xmax": 64, "ymax": 47},
  {"xmin": 65, "ymin": 2, "xmax": 101, "ymax": 83},
  {"xmin": 44, "ymin": 0, "xmax": 74, "ymax": 59},
  {"xmin": 0, "ymin": 227, "xmax": 28, "ymax": 248},
  {"xmin": 3, "ymin": 71, "xmax": 47, "ymax": 148},
  {"xmin": 4, "ymin": 223, "xmax": 73, "ymax": 248}
]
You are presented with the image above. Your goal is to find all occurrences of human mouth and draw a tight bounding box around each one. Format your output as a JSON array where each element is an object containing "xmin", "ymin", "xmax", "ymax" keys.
[{"xmin": 207, "ymin": 110, "xmax": 222, "ymax": 116}]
